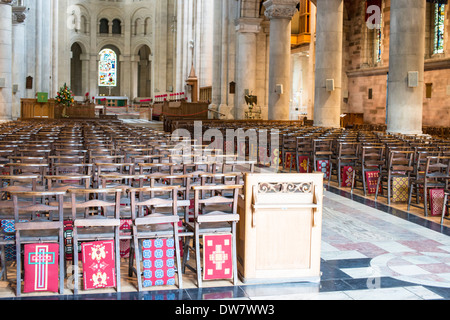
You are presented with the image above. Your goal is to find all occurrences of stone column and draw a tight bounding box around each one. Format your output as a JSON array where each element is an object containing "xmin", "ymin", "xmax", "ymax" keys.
[
  {"xmin": 264, "ymin": 0, "xmax": 299, "ymax": 121},
  {"xmin": 120, "ymin": 55, "xmax": 132, "ymax": 98},
  {"xmin": 209, "ymin": 0, "xmax": 223, "ymax": 118},
  {"xmin": 0, "ymin": 0, "xmax": 13, "ymax": 121},
  {"xmin": 11, "ymin": 4, "xmax": 26, "ymax": 120},
  {"xmin": 235, "ymin": 18, "xmax": 261, "ymax": 120},
  {"xmin": 313, "ymin": 0, "xmax": 343, "ymax": 128},
  {"xmin": 387, "ymin": 0, "xmax": 425, "ymax": 134}
]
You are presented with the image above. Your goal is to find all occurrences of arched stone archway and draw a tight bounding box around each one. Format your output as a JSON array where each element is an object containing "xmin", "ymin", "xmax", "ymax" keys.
[
  {"xmin": 70, "ymin": 42, "xmax": 83, "ymax": 96},
  {"xmin": 137, "ymin": 45, "xmax": 152, "ymax": 98}
]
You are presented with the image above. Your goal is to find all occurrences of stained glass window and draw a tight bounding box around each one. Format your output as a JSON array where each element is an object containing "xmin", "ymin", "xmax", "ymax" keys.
[
  {"xmin": 98, "ymin": 49, "xmax": 117, "ymax": 87},
  {"xmin": 374, "ymin": 14, "xmax": 382, "ymax": 63},
  {"xmin": 434, "ymin": 4, "xmax": 445, "ymax": 54}
]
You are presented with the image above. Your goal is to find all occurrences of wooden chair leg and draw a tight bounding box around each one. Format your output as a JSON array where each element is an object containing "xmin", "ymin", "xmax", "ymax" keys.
[
  {"xmin": 182, "ymin": 236, "xmax": 190, "ymax": 274},
  {"xmin": 351, "ymin": 169, "xmax": 356, "ymax": 194},
  {"xmin": 362, "ymin": 169, "xmax": 368, "ymax": 196},
  {"xmin": 114, "ymin": 229, "xmax": 121, "ymax": 293},
  {"xmin": 59, "ymin": 231, "xmax": 65, "ymax": 295},
  {"xmin": 195, "ymin": 230, "xmax": 202, "ymax": 288},
  {"xmin": 407, "ymin": 182, "xmax": 414, "ymax": 211},
  {"xmin": 337, "ymin": 164, "xmax": 342, "ymax": 187},
  {"xmin": 0, "ymin": 245, "xmax": 6, "ymax": 281},
  {"xmin": 441, "ymin": 194, "xmax": 448, "ymax": 225},
  {"xmin": 375, "ymin": 176, "xmax": 381, "ymax": 201},
  {"xmin": 73, "ymin": 232, "xmax": 79, "ymax": 295},
  {"xmin": 387, "ymin": 178, "xmax": 391, "ymax": 205},
  {"xmin": 132, "ymin": 230, "xmax": 142, "ymax": 291},
  {"xmin": 416, "ymin": 183, "xmax": 420, "ymax": 204},
  {"xmin": 174, "ymin": 227, "xmax": 183, "ymax": 289},
  {"xmin": 232, "ymin": 223, "xmax": 238, "ymax": 286},
  {"xmin": 128, "ymin": 244, "xmax": 134, "ymax": 277},
  {"xmin": 328, "ymin": 161, "xmax": 332, "ymax": 186},
  {"xmin": 15, "ymin": 236, "xmax": 21, "ymax": 297},
  {"xmin": 424, "ymin": 186, "xmax": 429, "ymax": 217}
]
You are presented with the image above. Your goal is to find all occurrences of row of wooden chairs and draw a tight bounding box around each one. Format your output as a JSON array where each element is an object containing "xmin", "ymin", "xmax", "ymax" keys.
[
  {"xmin": 0, "ymin": 120, "xmax": 256, "ymax": 296},
  {"xmin": 0, "ymin": 177, "xmax": 243, "ymax": 296}
]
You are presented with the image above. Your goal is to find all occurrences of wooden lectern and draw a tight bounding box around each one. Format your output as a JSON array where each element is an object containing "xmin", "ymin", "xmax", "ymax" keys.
[{"xmin": 237, "ymin": 173, "xmax": 323, "ymax": 284}]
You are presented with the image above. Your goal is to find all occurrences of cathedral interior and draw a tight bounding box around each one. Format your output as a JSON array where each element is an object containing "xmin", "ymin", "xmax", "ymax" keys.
[{"xmin": 0, "ymin": 0, "xmax": 449, "ymax": 302}]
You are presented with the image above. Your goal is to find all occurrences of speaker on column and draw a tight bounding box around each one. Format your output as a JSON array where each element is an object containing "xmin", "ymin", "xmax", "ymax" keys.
[
  {"xmin": 326, "ymin": 79, "xmax": 335, "ymax": 92},
  {"xmin": 408, "ymin": 71, "xmax": 419, "ymax": 88}
]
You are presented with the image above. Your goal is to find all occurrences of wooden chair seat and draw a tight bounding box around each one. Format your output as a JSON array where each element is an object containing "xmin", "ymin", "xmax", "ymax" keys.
[
  {"xmin": 16, "ymin": 227, "xmax": 62, "ymax": 243},
  {"xmin": 74, "ymin": 225, "xmax": 117, "ymax": 240}
]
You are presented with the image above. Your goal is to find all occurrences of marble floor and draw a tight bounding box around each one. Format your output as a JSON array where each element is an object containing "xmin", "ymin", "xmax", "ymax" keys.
[{"xmin": 1, "ymin": 182, "xmax": 449, "ymax": 301}]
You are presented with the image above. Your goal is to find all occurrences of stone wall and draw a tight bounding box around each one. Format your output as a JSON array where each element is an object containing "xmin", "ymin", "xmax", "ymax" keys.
[{"xmin": 343, "ymin": 0, "xmax": 450, "ymax": 127}]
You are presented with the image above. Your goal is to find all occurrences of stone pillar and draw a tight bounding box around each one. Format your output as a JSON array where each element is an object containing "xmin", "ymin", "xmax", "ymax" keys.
[
  {"xmin": 0, "ymin": 0, "xmax": 13, "ymax": 121},
  {"xmin": 0, "ymin": 0, "xmax": 12, "ymax": 121},
  {"xmin": 219, "ymin": 0, "xmax": 235, "ymax": 119},
  {"xmin": 209, "ymin": 0, "xmax": 223, "ymax": 118},
  {"xmin": 387, "ymin": 0, "xmax": 425, "ymax": 134},
  {"xmin": 120, "ymin": 55, "xmax": 132, "ymax": 98},
  {"xmin": 313, "ymin": 0, "xmax": 343, "ymax": 128},
  {"xmin": 264, "ymin": 0, "xmax": 298, "ymax": 121},
  {"xmin": 11, "ymin": 4, "xmax": 26, "ymax": 120},
  {"xmin": 130, "ymin": 55, "xmax": 139, "ymax": 100},
  {"xmin": 235, "ymin": 18, "xmax": 261, "ymax": 120}
]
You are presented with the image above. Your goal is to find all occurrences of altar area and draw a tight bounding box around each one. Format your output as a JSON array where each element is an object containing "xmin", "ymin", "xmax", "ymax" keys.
[
  {"xmin": 20, "ymin": 99, "xmax": 96, "ymax": 119},
  {"xmin": 94, "ymin": 96, "xmax": 129, "ymax": 107}
]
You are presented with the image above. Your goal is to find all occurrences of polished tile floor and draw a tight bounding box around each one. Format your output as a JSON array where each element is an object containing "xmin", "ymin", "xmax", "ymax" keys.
[{"xmin": 2, "ymin": 180, "xmax": 450, "ymax": 301}]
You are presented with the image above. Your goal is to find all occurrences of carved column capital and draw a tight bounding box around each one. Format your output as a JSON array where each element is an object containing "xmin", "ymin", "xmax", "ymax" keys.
[
  {"xmin": 12, "ymin": 5, "xmax": 26, "ymax": 23},
  {"xmin": 263, "ymin": 0, "xmax": 299, "ymax": 20}
]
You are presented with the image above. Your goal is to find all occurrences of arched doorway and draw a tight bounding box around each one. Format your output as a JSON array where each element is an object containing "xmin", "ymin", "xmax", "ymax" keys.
[
  {"xmin": 137, "ymin": 45, "xmax": 152, "ymax": 98},
  {"xmin": 98, "ymin": 45, "xmax": 121, "ymax": 96},
  {"xmin": 70, "ymin": 43, "xmax": 83, "ymax": 96}
]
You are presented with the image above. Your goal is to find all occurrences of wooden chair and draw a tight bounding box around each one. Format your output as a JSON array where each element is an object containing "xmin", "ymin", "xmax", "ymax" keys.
[
  {"xmin": 138, "ymin": 163, "xmax": 176, "ymax": 175},
  {"xmin": 407, "ymin": 151, "xmax": 441, "ymax": 210},
  {"xmin": 281, "ymin": 134, "xmax": 298, "ymax": 172},
  {"xmin": 99, "ymin": 174, "xmax": 149, "ymax": 220},
  {"xmin": 351, "ymin": 146, "xmax": 385, "ymax": 195},
  {"xmin": 11, "ymin": 190, "xmax": 66, "ymax": 296},
  {"xmin": 68, "ymin": 188, "xmax": 122, "ymax": 295},
  {"xmin": 411, "ymin": 156, "xmax": 450, "ymax": 217},
  {"xmin": 127, "ymin": 186, "xmax": 183, "ymax": 291},
  {"xmin": 375, "ymin": 150, "xmax": 414, "ymax": 205},
  {"xmin": 295, "ymin": 136, "xmax": 314, "ymax": 173},
  {"xmin": 46, "ymin": 174, "xmax": 91, "ymax": 220},
  {"xmin": 52, "ymin": 163, "xmax": 93, "ymax": 177},
  {"xmin": 331, "ymin": 142, "xmax": 360, "ymax": 187},
  {"xmin": 6, "ymin": 163, "xmax": 49, "ymax": 189},
  {"xmin": 93, "ymin": 162, "xmax": 132, "ymax": 188},
  {"xmin": 0, "ymin": 228, "xmax": 14, "ymax": 281},
  {"xmin": 183, "ymin": 184, "xmax": 242, "ymax": 287},
  {"xmin": 312, "ymin": 139, "xmax": 333, "ymax": 185},
  {"xmin": 0, "ymin": 174, "xmax": 33, "ymax": 281}
]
